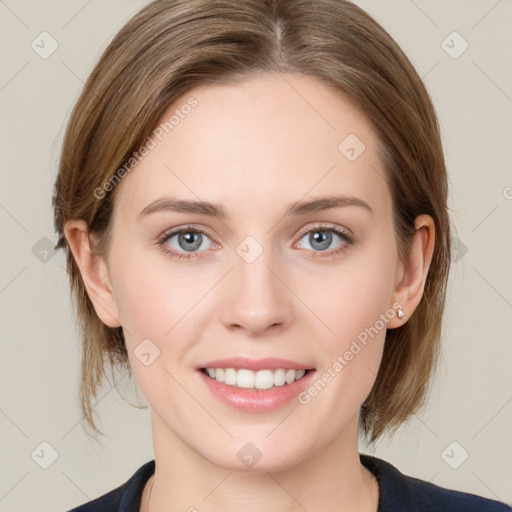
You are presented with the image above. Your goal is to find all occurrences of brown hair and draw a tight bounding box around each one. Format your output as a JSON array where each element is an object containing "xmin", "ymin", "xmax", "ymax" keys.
[{"xmin": 53, "ymin": 0, "xmax": 451, "ymax": 444}]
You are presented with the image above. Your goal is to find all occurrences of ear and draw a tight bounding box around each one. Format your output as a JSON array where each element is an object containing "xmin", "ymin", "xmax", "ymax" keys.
[
  {"xmin": 387, "ymin": 214, "xmax": 435, "ymax": 328},
  {"xmin": 64, "ymin": 220, "xmax": 121, "ymax": 328}
]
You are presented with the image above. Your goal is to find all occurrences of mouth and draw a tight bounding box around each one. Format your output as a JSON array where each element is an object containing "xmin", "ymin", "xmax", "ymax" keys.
[{"xmin": 199, "ymin": 367, "xmax": 315, "ymax": 391}]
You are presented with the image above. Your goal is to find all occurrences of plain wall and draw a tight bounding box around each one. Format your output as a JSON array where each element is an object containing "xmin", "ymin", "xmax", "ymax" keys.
[{"xmin": 0, "ymin": 0, "xmax": 511, "ymax": 510}]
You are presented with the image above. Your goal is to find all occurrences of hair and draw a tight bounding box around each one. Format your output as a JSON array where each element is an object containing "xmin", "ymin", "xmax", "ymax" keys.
[{"xmin": 53, "ymin": 0, "xmax": 451, "ymax": 444}]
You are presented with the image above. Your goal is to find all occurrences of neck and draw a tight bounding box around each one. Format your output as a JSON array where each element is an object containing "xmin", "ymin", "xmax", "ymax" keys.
[{"xmin": 143, "ymin": 411, "xmax": 379, "ymax": 512}]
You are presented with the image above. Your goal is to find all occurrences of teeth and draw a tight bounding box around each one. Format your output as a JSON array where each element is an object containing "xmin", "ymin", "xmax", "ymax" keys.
[{"xmin": 203, "ymin": 367, "xmax": 308, "ymax": 390}]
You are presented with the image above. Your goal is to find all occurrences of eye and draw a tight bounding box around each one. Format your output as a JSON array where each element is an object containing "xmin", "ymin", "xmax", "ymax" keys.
[
  {"xmin": 295, "ymin": 223, "xmax": 354, "ymax": 258},
  {"xmin": 157, "ymin": 223, "xmax": 354, "ymax": 261},
  {"xmin": 157, "ymin": 225, "xmax": 217, "ymax": 260}
]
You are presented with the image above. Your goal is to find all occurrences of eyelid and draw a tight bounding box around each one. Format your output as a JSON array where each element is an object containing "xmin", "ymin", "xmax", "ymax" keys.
[
  {"xmin": 157, "ymin": 222, "xmax": 353, "ymax": 245},
  {"xmin": 157, "ymin": 224, "xmax": 216, "ymax": 243},
  {"xmin": 156, "ymin": 221, "xmax": 355, "ymax": 260},
  {"xmin": 295, "ymin": 221, "xmax": 354, "ymax": 242}
]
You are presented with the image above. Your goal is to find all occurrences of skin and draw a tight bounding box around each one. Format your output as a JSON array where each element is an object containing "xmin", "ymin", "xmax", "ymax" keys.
[{"xmin": 65, "ymin": 73, "xmax": 435, "ymax": 512}]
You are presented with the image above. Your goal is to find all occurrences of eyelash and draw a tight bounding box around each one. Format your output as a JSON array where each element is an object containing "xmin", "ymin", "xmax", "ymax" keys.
[{"xmin": 156, "ymin": 223, "xmax": 354, "ymax": 261}]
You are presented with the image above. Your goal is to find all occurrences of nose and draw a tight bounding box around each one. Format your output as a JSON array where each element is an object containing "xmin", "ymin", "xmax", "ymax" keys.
[{"xmin": 220, "ymin": 246, "xmax": 294, "ymax": 335}]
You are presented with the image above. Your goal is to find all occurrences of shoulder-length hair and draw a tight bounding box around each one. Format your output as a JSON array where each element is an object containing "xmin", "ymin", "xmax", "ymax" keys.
[{"xmin": 53, "ymin": 0, "xmax": 451, "ymax": 444}]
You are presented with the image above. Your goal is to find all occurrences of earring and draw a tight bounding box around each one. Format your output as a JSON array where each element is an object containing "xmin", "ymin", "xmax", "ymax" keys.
[{"xmin": 397, "ymin": 308, "xmax": 406, "ymax": 319}]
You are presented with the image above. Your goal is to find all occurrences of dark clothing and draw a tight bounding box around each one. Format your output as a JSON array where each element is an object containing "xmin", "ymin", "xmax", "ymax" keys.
[{"xmin": 67, "ymin": 453, "xmax": 511, "ymax": 511}]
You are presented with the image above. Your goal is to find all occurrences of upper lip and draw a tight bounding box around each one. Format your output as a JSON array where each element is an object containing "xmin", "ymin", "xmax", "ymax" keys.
[{"xmin": 197, "ymin": 357, "xmax": 315, "ymax": 371}]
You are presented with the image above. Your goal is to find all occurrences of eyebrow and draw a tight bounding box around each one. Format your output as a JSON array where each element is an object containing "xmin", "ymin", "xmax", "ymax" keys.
[{"xmin": 136, "ymin": 194, "xmax": 374, "ymax": 221}]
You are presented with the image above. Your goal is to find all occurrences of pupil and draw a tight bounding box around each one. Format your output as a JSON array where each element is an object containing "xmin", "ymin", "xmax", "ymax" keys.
[
  {"xmin": 311, "ymin": 231, "xmax": 331, "ymax": 251},
  {"xmin": 180, "ymin": 231, "xmax": 201, "ymax": 251}
]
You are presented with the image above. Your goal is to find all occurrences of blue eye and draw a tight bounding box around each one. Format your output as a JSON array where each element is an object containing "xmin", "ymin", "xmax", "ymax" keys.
[
  {"xmin": 158, "ymin": 225, "xmax": 214, "ymax": 260},
  {"xmin": 157, "ymin": 223, "xmax": 354, "ymax": 261},
  {"xmin": 295, "ymin": 224, "xmax": 354, "ymax": 258}
]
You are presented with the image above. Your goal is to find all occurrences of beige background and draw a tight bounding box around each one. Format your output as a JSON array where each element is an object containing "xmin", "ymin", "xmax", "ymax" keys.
[{"xmin": 1, "ymin": 0, "xmax": 511, "ymax": 510}]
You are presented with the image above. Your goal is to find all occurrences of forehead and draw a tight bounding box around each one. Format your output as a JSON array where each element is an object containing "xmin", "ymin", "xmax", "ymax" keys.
[{"xmin": 114, "ymin": 73, "xmax": 391, "ymax": 221}]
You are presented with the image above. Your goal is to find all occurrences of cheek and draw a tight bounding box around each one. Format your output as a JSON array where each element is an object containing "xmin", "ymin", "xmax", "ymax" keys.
[
  {"xmin": 110, "ymin": 238, "xmax": 193, "ymax": 337},
  {"xmin": 111, "ymin": 255, "xmax": 199, "ymax": 408},
  {"xmin": 109, "ymin": 241, "xmax": 213, "ymax": 379},
  {"xmin": 305, "ymin": 237, "xmax": 396, "ymax": 397},
  {"xmin": 115, "ymin": 271, "xmax": 173, "ymax": 340},
  {"xmin": 308, "ymin": 237, "xmax": 397, "ymax": 345}
]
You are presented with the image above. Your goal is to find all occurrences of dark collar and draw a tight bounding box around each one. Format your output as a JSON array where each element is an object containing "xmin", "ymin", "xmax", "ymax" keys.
[{"xmin": 73, "ymin": 453, "xmax": 510, "ymax": 511}]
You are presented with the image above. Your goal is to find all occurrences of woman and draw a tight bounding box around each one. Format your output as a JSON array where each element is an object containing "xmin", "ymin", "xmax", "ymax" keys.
[{"xmin": 53, "ymin": 0, "xmax": 511, "ymax": 510}]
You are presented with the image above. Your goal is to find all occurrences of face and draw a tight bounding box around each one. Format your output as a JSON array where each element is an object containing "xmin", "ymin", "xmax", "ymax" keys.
[{"xmin": 105, "ymin": 73, "xmax": 402, "ymax": 471}]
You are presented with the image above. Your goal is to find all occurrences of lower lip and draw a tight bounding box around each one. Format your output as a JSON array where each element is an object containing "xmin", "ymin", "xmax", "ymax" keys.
[{"xmin": 197, "ymin": 369, "xmax": 316, "ymax": 413}]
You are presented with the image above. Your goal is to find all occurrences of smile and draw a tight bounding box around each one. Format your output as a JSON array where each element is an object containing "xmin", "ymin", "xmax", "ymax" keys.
[
  {"xmin": 200, "ymin": 367, "xmax": 311, "ymax": 390},
  {"xmin": 197, "ymin": 366, "xmax": 317, "ymax": 413}
]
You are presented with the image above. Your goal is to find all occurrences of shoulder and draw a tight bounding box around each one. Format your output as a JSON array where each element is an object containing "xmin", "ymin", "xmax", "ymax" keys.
[
  {"xmin": 65, "ymin": 460, "xmax": 155, "ymax": 512},
  {"xmin": 360, "ymin": 453, "xmax": 512, "ymax": 512},
  {"xmin": 66, "ymin": 484, "xmax": 126, "ymax": 512}
]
